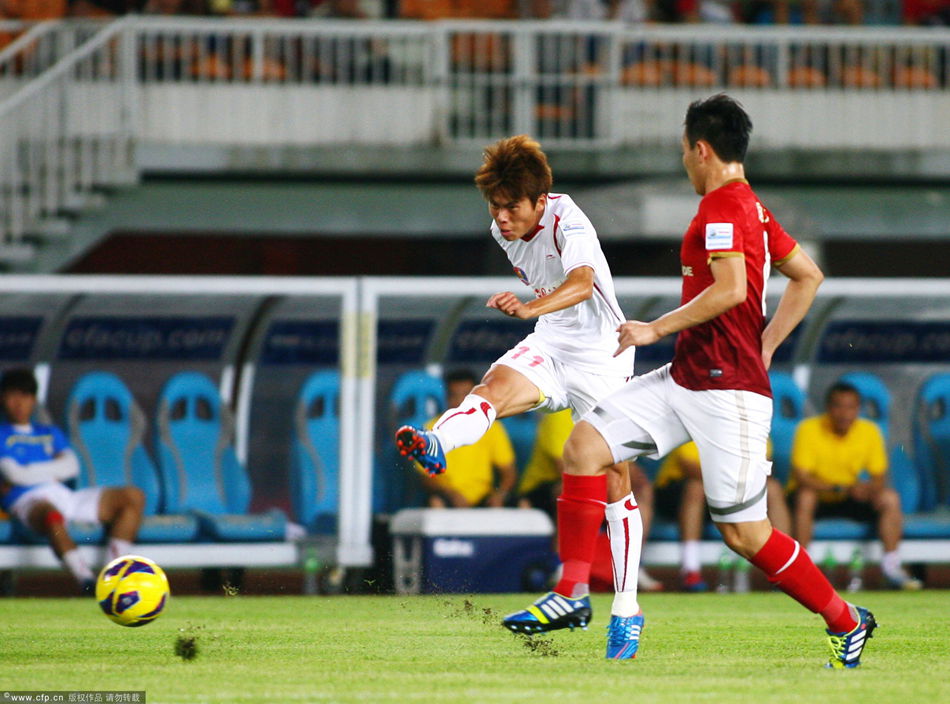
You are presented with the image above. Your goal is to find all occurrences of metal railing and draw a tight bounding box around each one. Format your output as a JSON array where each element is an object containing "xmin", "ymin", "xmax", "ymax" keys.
[
  {"xmin": 0, "ymin": 18, "xmax": 948, "ymax": 245},
  {"xmin": 0, "ymin": 20, "xmax": 107, "ymax": 86},
  {"xmin": 0, "ymin": 18, "xmax": 136, "ymax": 246}
]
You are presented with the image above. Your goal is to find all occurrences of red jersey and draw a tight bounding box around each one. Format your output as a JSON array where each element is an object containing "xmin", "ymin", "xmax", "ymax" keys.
[{"xmin": 671, "ymin": 180, "xmax": 799, "ymax": 398}]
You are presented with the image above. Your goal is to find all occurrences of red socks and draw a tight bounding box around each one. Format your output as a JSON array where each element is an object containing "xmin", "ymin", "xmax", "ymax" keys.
[
  {"xmin": 749, "ymin": 529, "xmax": 857, "ymax": 634},
  {"xmin": 554, "ymin": 474, "xmax": 607, "ymax": 598}
]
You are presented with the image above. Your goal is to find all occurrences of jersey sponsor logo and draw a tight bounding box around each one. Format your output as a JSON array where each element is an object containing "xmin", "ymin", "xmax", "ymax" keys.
[
  {"xmin": 682, "ymin": 265, "xmax": 693, "ymax": 277},
  {"xmin": 560, "ymin": 222, "xmax": 585, "ymax": 235},
  {"xmin": 705, "ymin": 223, "xmax": 734, "ymax": 250},
  {"xmin": 533, "ymin": 285, "xmax": 558, "ymax": 298},
  {"xmin": 513, "ymin": 266, "xmax": 530, "ymax": 286}
]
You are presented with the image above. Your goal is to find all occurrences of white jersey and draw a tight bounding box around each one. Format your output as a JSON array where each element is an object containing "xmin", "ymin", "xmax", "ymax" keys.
[{"xmin": 490, "ymin": 192, "xmax": 634, "ymax": 377}]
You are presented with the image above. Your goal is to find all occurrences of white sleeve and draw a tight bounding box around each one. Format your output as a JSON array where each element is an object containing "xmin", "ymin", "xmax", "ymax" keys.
[
  {"xmin": 558, "ymin": 219, "xmax": 598, "ymax": 275},
  {"xmin": 0, "ymin": 450, "xmax": 79, "ymax": 485}
]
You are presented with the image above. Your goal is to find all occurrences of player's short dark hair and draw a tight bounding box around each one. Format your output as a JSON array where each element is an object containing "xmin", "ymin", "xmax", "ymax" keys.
[
  {"xmin": 825, "ymin": 381, "xmax": 861, "ymax": 406},
  {"xmin": 684, "ymin": 94, "xmax": 753, "ymax": 164},
  {"xmin": 0, "ymin": 367, "xmax": 38, "ymax": 396},
  {"xmin": 444, "ymin": 368, "xmax": 478, "ymax": 387},
  {"xmin": 474, "ymin": 135, "xmax": 553, "ymax": 205}
]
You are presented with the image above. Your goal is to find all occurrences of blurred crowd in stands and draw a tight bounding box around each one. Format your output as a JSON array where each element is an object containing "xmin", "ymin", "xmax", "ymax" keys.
[{"xmin": 1, "ymin": 0, "xmax": 948, "ymax": 25}]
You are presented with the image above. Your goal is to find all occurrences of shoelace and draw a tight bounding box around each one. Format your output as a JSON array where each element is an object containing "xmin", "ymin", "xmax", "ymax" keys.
[
  {"xmin": 607, "ymin": 618, "xmax": 640, "ymax": 645},
  {"xmin": 826, "ymin": 633, "xmax": 847, "ymax": 660}
]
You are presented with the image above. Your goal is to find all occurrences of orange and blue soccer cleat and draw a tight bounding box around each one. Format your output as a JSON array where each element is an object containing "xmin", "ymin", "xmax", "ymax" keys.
[
  {"xmin": 502, "ymin": 592, "xmax": 592, "ymax": 634},
  {"xmin": 826, "ymin": 605, "xmax": 877, "ymax": 669},
  {"xmin": 395, "ymin": 425, "xmax": 447, "ymax": 476},
  {"xmin": 606, "ymin": 611, "xmax": 644, "ymax": 660}
]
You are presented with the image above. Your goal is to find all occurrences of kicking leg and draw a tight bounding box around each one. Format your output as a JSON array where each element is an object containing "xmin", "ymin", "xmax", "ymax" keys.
[{"xmin": 396, "ymin": 365, "xmax": 541, "ymax": 475}]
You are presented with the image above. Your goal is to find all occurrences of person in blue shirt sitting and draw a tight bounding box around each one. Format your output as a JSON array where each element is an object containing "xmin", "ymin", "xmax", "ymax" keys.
[{"xmin": 0, "ymin": 368, "xmax": 145, "ymax": 594}]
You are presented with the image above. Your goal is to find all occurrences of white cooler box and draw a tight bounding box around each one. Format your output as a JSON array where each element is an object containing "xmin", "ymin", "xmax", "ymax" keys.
[{"xmin": 390, "ymin": 508, "xmax": 556, "ymax": 594}]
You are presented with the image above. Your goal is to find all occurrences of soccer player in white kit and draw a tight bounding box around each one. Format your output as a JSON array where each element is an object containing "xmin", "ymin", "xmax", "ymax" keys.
[{"xmin": 396, "ymin": 136, "xmax": 645, "ymax": 649}]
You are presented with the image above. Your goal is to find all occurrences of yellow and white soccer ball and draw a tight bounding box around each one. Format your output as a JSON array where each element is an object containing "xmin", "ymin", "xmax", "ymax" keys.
[{"xmin": 96, "ymin": 554, "xmax": 170, "ymax": 627}]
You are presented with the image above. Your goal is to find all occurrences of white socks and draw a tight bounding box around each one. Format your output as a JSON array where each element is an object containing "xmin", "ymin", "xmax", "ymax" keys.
[
  {"xmin": 109, "ymin": 538, "xmax": 134, "ymax": 561},
  {"xmin": 62, "ymin": 548, "xmax": 94, "ymax": 584},
  {"xmin": 682, "ymin": 539, "xmax": 701, "ymax": 574},
  {"xmin": 605, "ymin": 492, "xmax": 643, "ymax": 617},
  {"xmin": 432, "ymin": 394, "xmax": 497, "ymax": 453},
  {"xmin": 881, "ymin": 550, "xmax": 902, "ymax": 578}
]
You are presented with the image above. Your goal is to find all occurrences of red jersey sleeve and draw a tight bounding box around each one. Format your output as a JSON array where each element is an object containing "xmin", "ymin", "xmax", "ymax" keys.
[
  {"xmin": 696, "ymin": 190, "xmax": 748, "ymax": 263},
  {"xmin": 764, "ymin": 207, "xmax": 799, "ymax": 265}
]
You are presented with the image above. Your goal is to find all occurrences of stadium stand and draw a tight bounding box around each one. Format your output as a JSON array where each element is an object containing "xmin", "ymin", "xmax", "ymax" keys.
[
  {"xmin": 290, "ymin": 369, "xmax": 341, "ymax": 535},
  {"xmin": 155, "ymin": 370, "xmax": 286, "ymax": 541}
]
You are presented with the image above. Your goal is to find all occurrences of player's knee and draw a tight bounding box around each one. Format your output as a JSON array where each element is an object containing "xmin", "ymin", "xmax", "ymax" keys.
[
  {"xmin": 42, "ymin": 509, "xmax": 66, "ymax": 534},
  {"xmin": 563, "ymin": 423, "xmax": 610, "ymax": 475},
  {"xmin": 878, "ymin": 488, "xmax": 900, "ymax": 512},
  {"xmin": 125, "ymin": 487, "xmax": 146, "ymax": 511}
]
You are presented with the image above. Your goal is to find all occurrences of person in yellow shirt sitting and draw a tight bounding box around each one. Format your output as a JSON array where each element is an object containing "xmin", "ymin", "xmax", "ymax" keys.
[
  {"xmin": 418, "ymin": 369, "xmax": 518, "ymax": 508},
  {"xmin": 791, "ymin": 380, "xmax": 921, "ymax": 590},
  {"xmin": 516, "ymin": 408, "xmax": 662, "ymax": 592},
  {"xmin": 655, "ymin": 440, "xmax": 791, "ymax": 592}
]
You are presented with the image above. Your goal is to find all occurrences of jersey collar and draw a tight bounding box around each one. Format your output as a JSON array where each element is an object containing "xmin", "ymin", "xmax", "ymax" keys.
[
  {"xmin": 521, "ymin": 197, "xmax": 553, "ymax": 243},
  {"xmin": 520, "ymin": 222, "xmax": 545, "ymax": 242}
]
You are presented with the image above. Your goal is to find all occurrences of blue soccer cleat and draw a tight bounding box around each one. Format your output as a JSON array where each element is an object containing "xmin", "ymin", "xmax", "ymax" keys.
[
  {"xmin": 502, "ymin": 592, "xmax": 592, "ymax": 634},
  {"xmin": 826, "ymin": 605, "xmax": 877, "ymax": 669},
  {"xmin": 606, "ymin": 611, "xmax": 644, "ymax": 660},
  {"xmin": 395, "ymin": 425, "xmax": 447, "ymax": 476}
]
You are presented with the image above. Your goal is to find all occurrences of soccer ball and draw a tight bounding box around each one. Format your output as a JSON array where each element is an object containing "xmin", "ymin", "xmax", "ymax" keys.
[{"xmin": 95, "ymin": 554, "xmax": 170, "ymax": 627}]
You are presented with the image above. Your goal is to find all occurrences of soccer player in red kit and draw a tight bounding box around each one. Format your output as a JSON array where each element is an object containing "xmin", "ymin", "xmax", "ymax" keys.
[{"xmin": 511, "ymin": 94, "xmax": 876, "ymax": 668}]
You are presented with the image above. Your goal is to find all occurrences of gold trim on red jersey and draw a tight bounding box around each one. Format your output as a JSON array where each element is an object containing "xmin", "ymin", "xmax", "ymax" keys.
[
  {"xmin": 707, "ymin": 251, "xmax": 746, "ymax": 266},
  {"xmin": 772, "ymin": 243, "xmax": 801, "ymax": 267}
]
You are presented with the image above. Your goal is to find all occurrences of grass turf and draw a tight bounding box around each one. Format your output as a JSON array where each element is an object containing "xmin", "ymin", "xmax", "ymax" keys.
[{"xmin": 2, "ymin": 591, "xmax": 949, "ymax": 704}]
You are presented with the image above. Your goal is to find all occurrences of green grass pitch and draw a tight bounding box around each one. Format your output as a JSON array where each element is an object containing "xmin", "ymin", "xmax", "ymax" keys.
[{"xmin": 2, "ymin": 591, "xmax": 949, "ymax": 704}]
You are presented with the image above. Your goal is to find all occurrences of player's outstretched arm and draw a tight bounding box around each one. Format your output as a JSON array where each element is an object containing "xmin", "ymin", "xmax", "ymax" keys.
[
  {"xmin": 486, "ymin": 266, "xmax": 594, "ymax": 320},
  {"xmin": 614, "ymin": 256, "xmax": 746, "ymax": 355},
  {"xmin": 761, "ymin": 247, "xmax": 823, "ymax": 369}
]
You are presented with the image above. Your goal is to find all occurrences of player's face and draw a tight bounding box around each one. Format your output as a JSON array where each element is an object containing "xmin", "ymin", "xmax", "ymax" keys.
[
  {"xmin": 681, "ymin": 134, "xmax": 705, "ymax": 195},
  {"xmin": 2, "ymin": 390, "xmax": 36, "ymax": 425},
  {"xmin": 488, "ymin": 194, "xmax": 545, "ymax": 241},
  {"xmin": 826, "ymin": 390, "xmax": 860, "ymax": 435}
]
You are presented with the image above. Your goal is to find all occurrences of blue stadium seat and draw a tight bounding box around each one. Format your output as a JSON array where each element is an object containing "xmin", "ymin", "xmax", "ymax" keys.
[
  {"xmin": 64, "ymin": 371, "xmax": 199, "ymax": 543},
  {"xmin": 913, "ymin": 373, "xmax": 950, "ymax": 511},
  {"xmin": 290, "ymin": 370, "xmax": 340, "ymax": 534},
  {"xmin": 838, "ymin": 372, "xmax": 891, "ymax": 442},
  {"xmin": 499, "ymin": 413, "xmax": 538, "ymax": 473},
  {"xmin": 377, "ymin": 370, "xmax": 445, "ymax": 513},
  {"xmin": 889, "ymin": 444, "xmax": 920, "ymax": 515},
  {"xmin": 155, "ymin": 371, "xmax": 285, "ymax": 541},
  {"xmin": 0, "ymin": 518, "xmax": 13, "ymax": 544},
  {"xmin": 768, "ymin": 371, "xmax": 806, "ymax": 485}
]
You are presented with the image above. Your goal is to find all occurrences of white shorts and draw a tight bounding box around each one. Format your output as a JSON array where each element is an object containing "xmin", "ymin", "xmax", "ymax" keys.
[
  {"xmin": 492, "ymin": 332, "xmax": 629, "ymax": 420},
  {"xmin": 584, "ymin": 363, "xmax": 773, "ymax": 524},
  {"xmin": 9, "ymin": 482, "xmax": 104, "ymax": 525}
]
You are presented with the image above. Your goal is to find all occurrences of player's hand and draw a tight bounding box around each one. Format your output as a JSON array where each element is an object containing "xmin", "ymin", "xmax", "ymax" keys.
[
  {"xmin": 486, "ymin": 491, "xmax": 507, "ymax": 508},
  {"xmin": 487, "ymin": 292, "xmax": 532, "ymax": 320},
  {"xmin": 614, "ymin": 321, "xmax": 660, "ymax": 356},
  {"xmin": 447, "ymin": 490, "xmax": 471, "ymax": 508},
  {"xmin": 761, "ymin": 347, "xmax": 774, "ymax": 370}
]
